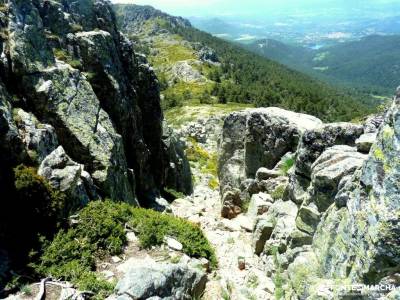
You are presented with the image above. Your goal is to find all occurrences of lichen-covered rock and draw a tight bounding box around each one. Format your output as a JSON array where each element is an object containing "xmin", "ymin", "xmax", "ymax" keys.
[
  {"xmin": 285, "ymin": 93, "xmax": 400, "ymax": 299},
  {"xmin": 162, "ymin": 124, "xmax": 193, "ymax": 195},
  {"xmin": 4, "ymin": 0, "xmax": 169, "ymax": 206},
  {"xmin": 244, "ymin": 108, "xmax": 322, "ymax": 177},
  {"xmin": 14, "ymin": 108, "xmax": 58, "ymax": 163},
  {"xmin": 218, "ymin": 111, "xmax": 247, "ymax": 195},
  {"xmin": 263, "ymin": 200, "xmax": 298, "ymax": 254},
  {"xmin": 289, "ymin": 122, "xmax": 364, "ymax": 204},
  {"xmin": 309, "ymin": 145, "xmax": 367, "ymax": 212},
  {"xmin": 356, "ymin": 132, "xmax": 377, "ymax": 153},
  {"xmin": 247, "ymin": 192, "xmax": 272, "ymax": 219},
  {"xmin": 115, "ymin": 263, "xmax": 207, "ymax": 300},
  {"xmin": 256, "ymin": 167, "xmax": 281, "ymax": 181},
  {"xmin": 169, "ymin": 61, "xmax": 205, "ymax": 83},
  {"xmin": 39, "ymin": 146, "xmax": 99, "ymax": 210},
  {"xmin": 295, "ymin": 146, "xmax": 367, "ymax": 235},
  {"xmin": 253, "ymin": 216, "xmax": 275, "ymax": 255},
  {"xmin": 219, "ymin": 108, "xmax": 321, "ymax": 201},
  {"xmin": 22, "ymin": 62, "xmax": 137, "ymax": 205},
  {"xmin": 7, "ymin": 0, "xmax": 54, "ymax": 74}
]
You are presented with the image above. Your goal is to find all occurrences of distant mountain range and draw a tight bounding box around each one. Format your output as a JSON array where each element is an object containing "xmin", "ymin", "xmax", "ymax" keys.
[
  {"xmin": 245, "ymin": 34, "xmax": 400, "ymax": 93},
  {"xmin": 190, "ymin": 14, "xmax": 400, "ymax": 47}
]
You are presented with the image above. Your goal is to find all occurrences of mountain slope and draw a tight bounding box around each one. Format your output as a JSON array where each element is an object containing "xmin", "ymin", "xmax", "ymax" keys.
[
  {"xmin": 247, "ymin": 35, "xmax": 400, "ymax": 94},
  {"xmin": 114, "ymin": 4, "xmax": 375, "ymax": 122},
  {"xmin": 311, "ymin": 35, "xmax": 400, "ymax": 92}
]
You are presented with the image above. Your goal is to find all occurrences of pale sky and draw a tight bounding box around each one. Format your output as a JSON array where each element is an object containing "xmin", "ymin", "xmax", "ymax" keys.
[{"xmin": 111, "ymin": 0, "xmax": 400, "ymax": 17}]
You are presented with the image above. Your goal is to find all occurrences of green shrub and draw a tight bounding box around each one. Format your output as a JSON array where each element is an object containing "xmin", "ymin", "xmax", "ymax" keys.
[
  {"xmin": 53, "ymin": 49, "xmax": 82, "ymax": 70},
  {"xmin": 279, "ymin": 157, "xmax": 295, "ymax": 175},
  {"xmin": 74, "ymin": 201, "xmax": 131, "ymax": 255},
  {"xmin": 129, "ymin": 208, "xmax": 217, "ymax": 268},
  {"xmin": 186, "ymin": 139, "xmax": 218, "ymax": 177},
  {"xmin": 164, "ymin": 187, "xmax": 186, "ymax": 199},
  {"xmin": 33, "ymin": 201, "xmax": 217, "ymax": 297},
  {"xmin": 14, "ymin": 165, "xmax": 66, "ymax": 233},
  {"xmin": 208, "ymin": 177, "xmax": 219, "ymax": 190}
]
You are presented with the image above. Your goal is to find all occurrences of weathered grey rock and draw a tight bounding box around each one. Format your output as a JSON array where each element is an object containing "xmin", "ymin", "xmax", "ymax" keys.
[
  {"xmin": 219, "ymin": 108, "xmax": 321, "ymax": 207},
  {"xmin": 197, "ymin": 46, "xmax": 219, "ymax": 63},
  {"xmin": 258, "ymin": 176, "xmax": 289, "ymax": 197},
  {"xmin": 74, "ymin": 29, "xmax": 164, "ymax": 201},
  {"xmin": 218, "ymin": 111, "xmax": 247, "ymax": 196},
  {"xmin": 295, "ymin": 123, "xmax": 364, "ymax": 179},
  {"xmin": 294, "ymin": 146, "xmax": 367, "ymax": 235},
  {"xmin": 115, "ymin": 263, "xmax": 207, "ymax": 300},
  {"xmin": 256, "ymin": 167, "xmax": 281, "ymax": 181},
  {"xmin": 285, "ymin": 93, "xmax": 400, "ymax": 299},
  {"xmin": 288, "ymin": 230, "xmax": 313, "ymax": 248},
  {"xmin": 309, "ymin": 145, "xmax": 367, "ymax": 212},
  {"xmin": 247, "ymin": 192, "xmax": 272, "ymax": 219},
  {"xmin": 39, "ymin": 146, "xmax": 99, "ymax": 210},
  {"xmin": 244, "ymin": 108, "xmax": 322, "ymax": 177},
  {"xmin": 169, "ymin": 61, "xmax": 205, "ymax": 83},
  {"xmin": 295, "ymin": 204, "xmax": 320, "ymax": 235},
  {"xmin": 263, "ymin": 200, "xmax": 298, "ymax": 254},
  {"xmin": 289, "ymin": 122, "xmax": 364, "ymax": 205},
  {"xmin": 164, "ymin": 236, "xmax": 183, "ymax": 251},
  {"xmin": 22, "ymin": 62, "xmax": 137, "ymax": 204},
  {"xmin": 162, "ymin": 124, "xmax": 193, "ymax": 195},
  {"xmin": 7, "ymin": 0, "xmax": 54, "ymax": 75},
  {"xmin": 5, "ymin": 0, "xmax": 172, "ymax": 206},
  {"xmin": 253, "ymin": 217, "xmax": 275, "ymax": 255},
  {"xmin": 14, "ymin": 108, "xmax": 58, "ymax": 163},
  {"xmin": 363, "ymin": 114, "xmax": 385, "ymax": 134},
  {"xmin": 356, "ymin": 132, "xmax": 377, "ymax": 153}
]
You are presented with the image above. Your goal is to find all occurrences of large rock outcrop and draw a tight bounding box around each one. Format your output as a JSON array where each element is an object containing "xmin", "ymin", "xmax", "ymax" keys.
[
  {"xmin": 218, "ymin": 107, "xmax": 322, "ymax": 197},
  {"xmin": 0, "ymin": 0, "xmax": 186, "ymax": 206},
  {"xmin": 219, "ymin": 97, "xmax": 400, "ymax": 299},
  {"xmin": 284, "ymin": 93, "xmax": 400, "ymax": 299}
]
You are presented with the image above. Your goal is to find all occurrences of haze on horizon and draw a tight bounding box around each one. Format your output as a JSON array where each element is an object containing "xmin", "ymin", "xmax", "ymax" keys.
[{"xmin": 111, "ymin": 0, "xmax": 400, "ymax": 19}]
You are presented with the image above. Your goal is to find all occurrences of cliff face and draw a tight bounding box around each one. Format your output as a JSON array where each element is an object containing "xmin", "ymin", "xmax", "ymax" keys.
[{"xmin": 0, "ymin": 0, "xmax": 179, "ymax": 205}]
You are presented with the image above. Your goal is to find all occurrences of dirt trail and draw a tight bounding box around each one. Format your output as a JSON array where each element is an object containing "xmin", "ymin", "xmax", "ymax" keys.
[{"xmin": 171, "ymin": 118, "xmax": 274, "ymax": 300}]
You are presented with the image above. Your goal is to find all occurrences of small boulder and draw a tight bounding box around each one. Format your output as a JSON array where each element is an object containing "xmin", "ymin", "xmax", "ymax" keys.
[
  {"xmin": 247, "ymin": 192, "xmax": 272, "ymax": 219},
  {"xmin": 256, "ymin": 168, "xmax": 281, "ymax": 181},
  {"xmin": 14, "ymin": 108, "xmax": 58, "ymax": 163},
  {"xmin": 356, "ymin": 132, "xmax": 377, "ymax": 153},
  {"xmin": 221, "ymin": 189, "xmax": 242, "ymax": 219},
  {"xmin": 164, "ymin": 236, "xmax": 183, "ymax": 251},
  {"xmin": 253, "ymin": 217, "xmax": 275, "ymax": 255},
  {"xmin": 39, "ymin": 146, "xmax": 99, "ymax": 210},
  {"xmin": 115, "ymin": 263, "xmax": 207, "ymax": 299},
  {"xmin": 295, "ymin": 205, "xmax": 321, "ymax": 235}
]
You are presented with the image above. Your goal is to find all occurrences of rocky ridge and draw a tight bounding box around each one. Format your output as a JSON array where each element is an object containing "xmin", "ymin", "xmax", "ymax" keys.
[{"xmin": 217, "ymin": 95, "xmax": 400, "ymax": 299}]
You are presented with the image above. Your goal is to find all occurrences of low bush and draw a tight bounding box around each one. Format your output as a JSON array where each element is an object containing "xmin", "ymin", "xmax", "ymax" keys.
[
  {"xmin": 33, "ymin": 200, "xmax": 217, "ymax": 297},
  {"xmin": 279, "ymin": 157, "xmax": 295, "ymax": 175},
  {"xmin": 129, "ymin": 208, "xmax": 217, "ymax": 268},
  {"xmin": 14, "ymin": 165, "xmax": 66, "ymax": 236}
]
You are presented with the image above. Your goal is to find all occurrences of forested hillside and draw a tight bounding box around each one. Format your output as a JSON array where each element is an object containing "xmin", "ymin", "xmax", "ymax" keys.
[
  {"xmin": 114, "ymin": 4, "xmax": 377, "ymax": 122},
  {"xmin": 247, "ymin": 35, "xmax": 400, "ymax": 95}
]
